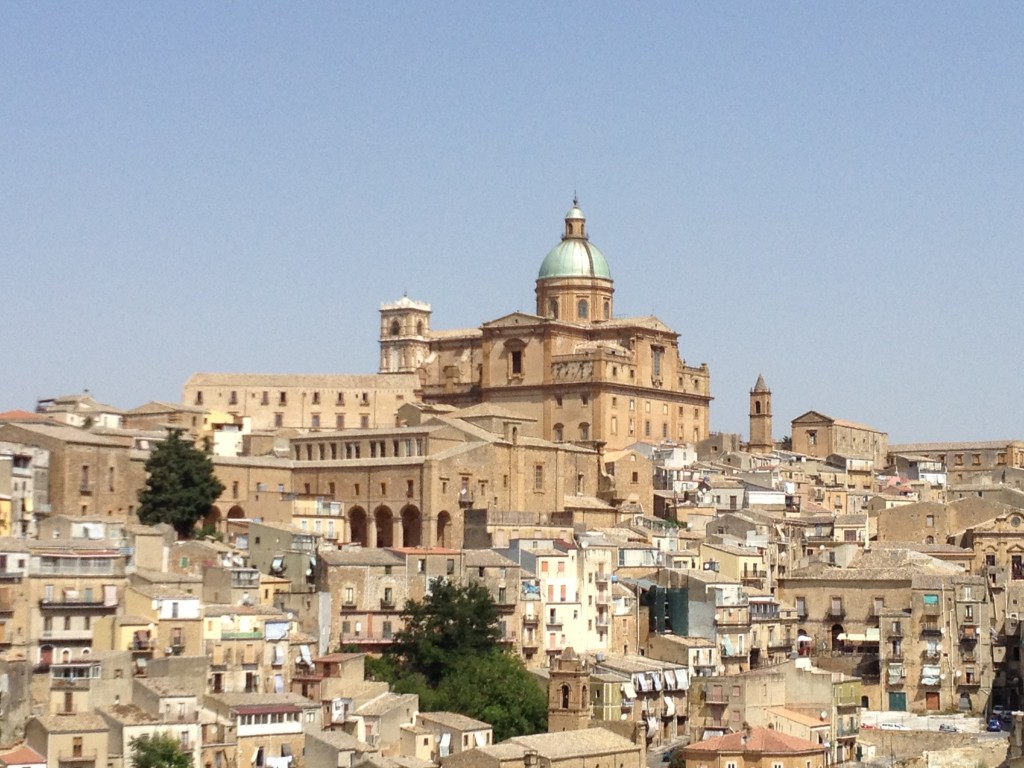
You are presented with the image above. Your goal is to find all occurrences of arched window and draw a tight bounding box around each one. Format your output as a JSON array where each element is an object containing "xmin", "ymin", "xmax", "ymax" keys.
[
  {"xmin": 925, "ymin": 535, "xmax": 935, "ymax": 545},
  {"xmin": 390, "ymin": 320, "xmax": 400, "ymax": 336},
  {"xmin": 755, "ymin": 401, "xmax": 762, "ymax": 415},
  {"xmin": 561, "ymin": 684, "xmax": 570, "ymax": 709},
  {"xmin": 603, "ymin": 300, "xmax": 610, "ymax": 320},
  {"xmin": 549, "ymin": 299, "xmax": 559, "ymax": 319},
  {"xmin": 577, "ymin": 299, "xmax": 588, "ymax": 320},
  {"xmin": 553, "ymin": 424, "xmax": 564, "ymax": 442},
  {"xmin": 580, "ymin": 423, "xmax": 590, "ymax": 441},
  {"xmin": 416, "ymin": 320, "xmax": 424, "ymax": 336}
]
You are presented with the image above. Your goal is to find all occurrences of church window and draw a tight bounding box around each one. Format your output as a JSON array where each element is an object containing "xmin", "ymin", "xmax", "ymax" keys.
[
  {"xmin": 611, "ymin": 416, "xmax": 618, "ymax": 435},
  {"xmin": 548, "ymin": 299, "xmax": 559, "ymax": 319},
  {"xmin": 579, "ymin": 423, "xmax": 589, "ymax": 441},
  {"xmin": 561, "ymin": 684, "xmax": 570, "ymax": 708},
  {"xmin": 553, "ymin": 424, "xmax": 563, "ymax": 442},
  {"xmin": 390, "ymin": 320, "xmax": 400, "ymax": 336},
  {"xmin": 807, "ymin": 431, "xmax": 817, "ymax": 447},
  {"xmin": 755, "ymin": 401, "xmax": 761, "ymax": 415},
  {"xmin": 534, "ymin": 465, "xmax": 544, "ymax": 490},
  {"xmin": 511, "ymin": 350, "xmax": 523, "ymax": 376},
  {"xmin": 652, "ymin": 346, "xmax": 664, "ymax": 377},
  {"xmin": 603, "ymin": 300, "xmax": 610, "ymax": 319},
  {"xmin": 416, "ymin": 320, "xmax": 424, "ymax": 335},
  {"xmin": 194, "ymin": 391, "xmax": 203, "ymax": 406},
  {"xmin": 629, "ymin": 399, "xmax": 635, "ymax": 411},
  {"xmin": 577, "ymin": 299, "xmax": 588, "ymax": 319}
]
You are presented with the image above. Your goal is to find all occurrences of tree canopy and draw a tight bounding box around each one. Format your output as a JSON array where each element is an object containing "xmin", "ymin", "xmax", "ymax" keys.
[
  {"xmin": 368, "ymin": 578, "xmax": 546, "ymax": 741},
  {"xmin": 130, "ymin": 733, "xmax": 193, "ymax": 768},
  {"xmin": 137, "ymin": 429, "xmax": 224, "ymax": 538},
  {"xmin": 389, "ymin": 579, "xmax": 501, "ymax": 686}
]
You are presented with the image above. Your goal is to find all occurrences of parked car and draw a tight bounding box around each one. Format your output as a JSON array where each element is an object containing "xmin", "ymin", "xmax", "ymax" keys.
[
  {"xmin": 938, "ymin": 723, "xmax": 960, "ymax": 733},
  {"xmin": 987, "ymin": 717, "xmax": 1003, "ymax": 732}
]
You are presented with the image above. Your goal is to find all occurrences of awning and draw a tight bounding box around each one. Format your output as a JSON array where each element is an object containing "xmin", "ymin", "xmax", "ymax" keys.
[
  {"xmin": 473, "ymin": 731, "xmax": 487, "ymax": 747},
  {"xmin": 866, "ymin": 627, "xmax": 880, "ymax": 641},
  {"xmin": 887, "ymin": 664, "xmax": 904, "ymax": 684},
  {"xmin": 621, "ymin": 682, "xmax": 637, "ymax": 700},
  {"xmin": 663, "ymin": 670, "xmax": 677, "ymax": 689},
  {"xmin": 650, "ymin": 672, "xmax": 663, "ymax": 691},
  {"xmin": 634, "ymin": 674, "xmax": 650, "ymax": 692},
  {"xmin": 299, "ymin": 645, "xmax": 313, "ymax": 666},
  {"xmin": 664, "ymin": 697, "xmax": 676, "ymax": 717},
  {"xmin": 921, "ymin": 665, "xmax": 941, "ymax": 685},
  {"xmin": 797, "ymin": 633, "xmax": 812, "ymax": 643},
  {"xmin": 646, "ymin": 716, "xmax": 657, "ymax": 738},
  {"xmin": 270, "ymin": 557, "xmax": 285, "ymax": 572},
  {"xmin": 674, "ymin": 669, "xmax": 690, "ymax": 691}
]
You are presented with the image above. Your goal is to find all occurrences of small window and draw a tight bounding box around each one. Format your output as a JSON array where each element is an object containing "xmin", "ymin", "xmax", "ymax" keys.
[
  {"xmin": 511, "ymin": 350, "xmax": 523, "ymax": 376},
  {"xmin": 577, "ymin": 299, "xmax": 588, "ymax": 319}
]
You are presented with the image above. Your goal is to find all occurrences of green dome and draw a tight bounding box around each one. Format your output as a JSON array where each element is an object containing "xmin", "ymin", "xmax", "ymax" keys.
[
  {"xmin": 538, "ymin": 239, "xmax": 612, "ymax": 280},
  {"xmin": 538, "ymin": 201, "xmax": 612, "ymax": 280}
]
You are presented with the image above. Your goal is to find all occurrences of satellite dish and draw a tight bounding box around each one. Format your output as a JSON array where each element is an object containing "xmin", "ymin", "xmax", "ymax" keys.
[{"xmin": 820, "ymin": 711, "xmax": 828, "ymax": 720}]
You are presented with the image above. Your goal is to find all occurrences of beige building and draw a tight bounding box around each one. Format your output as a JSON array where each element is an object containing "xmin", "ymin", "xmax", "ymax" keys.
[
  {"xmin": 182, "ymin": 373, "xmax": 419, "ymax": 433},
  {"xmin": 890, "ymin": 439, "xmax": 1024, "ymax": 485},
  {"xmin": 790, "ymin": 411, "xmax": 888, "ymax": 467},
  {"xmin": 24, "ymin": 713, "xmax": 110, "ymax": 768},
  {"xmin": 441, "ymin": 727, "xmax": 644, "ymax": 768},
  {"xmin": 393, "ymin": 202, "xmax": 711, "ymax": 453}
]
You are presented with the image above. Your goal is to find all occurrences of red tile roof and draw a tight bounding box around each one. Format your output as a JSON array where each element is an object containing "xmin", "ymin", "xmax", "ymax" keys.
[{"xmin": 686, "ymin": 727, "xmax": 825, "ymax": 755}]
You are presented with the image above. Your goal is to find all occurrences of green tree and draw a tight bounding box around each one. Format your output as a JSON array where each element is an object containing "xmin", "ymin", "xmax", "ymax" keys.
[
  {"xmin": 137, "ymin": 429, "xmax": 224, "ymax": 538},
  {"xmin": 130, "ymin": 733, "xmax": 193, "ymax": 768},
  {"xmin": 389, "ymin": 579, "xmax": 500, "ymax": 686},
  {"xmin": 435, "ymin": 651, "xmax": 547, "ymax": 741},
  {"xmin": 373, "ymin": 578, "xmax": 544, "ymax": 740}
]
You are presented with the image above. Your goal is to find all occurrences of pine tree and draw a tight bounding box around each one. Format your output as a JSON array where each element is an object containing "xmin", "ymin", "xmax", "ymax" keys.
[{"xmin": 137, "ymin": 429, "xmax": 224, "ymax": 538}]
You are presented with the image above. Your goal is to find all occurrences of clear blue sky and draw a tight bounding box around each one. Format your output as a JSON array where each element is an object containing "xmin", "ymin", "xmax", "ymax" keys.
[{"xmin": 3, "ymin": 4, "xmax": 1022, "ymax": 443}]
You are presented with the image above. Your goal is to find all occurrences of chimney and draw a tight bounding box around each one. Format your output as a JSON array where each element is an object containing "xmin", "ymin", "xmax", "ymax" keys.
[{"xmin": 524, "ymin": 749, "xmax": 539, "ymax": 767}]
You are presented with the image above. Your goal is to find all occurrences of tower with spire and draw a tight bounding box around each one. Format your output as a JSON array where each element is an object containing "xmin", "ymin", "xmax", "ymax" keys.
[{"xmin": 748, "ymin": 374, "xmax": 773, "ymax": 454}]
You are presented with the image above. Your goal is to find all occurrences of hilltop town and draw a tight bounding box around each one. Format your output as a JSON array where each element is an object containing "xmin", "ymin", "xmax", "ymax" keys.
[{"xmin": 2, "ymin": 203, "xmax": 1022, "ymax": 768}]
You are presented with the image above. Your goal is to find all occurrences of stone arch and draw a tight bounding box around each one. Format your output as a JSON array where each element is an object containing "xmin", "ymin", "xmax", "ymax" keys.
[
  {"xmin": 227, "ymin": 505, "xmax": 245, "ymax": 520},
  {"xmin": 401, "ymin": 505, "xmax": 422, "ymax": 548},
  {"xmin": 374, "ymin": 506, "xmax": 394, "ymax": 548},
  {"xmin": 349, "ymin": 506, "xmax": 368, "ymax": 547},
  {"xmin": 831, "ymin": 623, "xmax": 845, "ymax": 651},
  {"xmin": 390, "ymin": 320, "xmax": 400, "ymax": 336},
  {"xmin": 436, "ymin": 510, "xmax": 452, "ymax": 548},
  {"xmin": 204, "ymin": 505, "xmax": 223, "ymax": 530},
  {"xmin": 416, "ymin": 320, "xmax": 424, "ymax": 336},
  {"xmin": 560, "ymin": 684, "xmax": 570, "ymax": 709}
]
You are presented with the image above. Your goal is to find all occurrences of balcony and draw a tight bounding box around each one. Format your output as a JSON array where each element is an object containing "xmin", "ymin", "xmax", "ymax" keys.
[
  {"xmin": 521, "ymin": 635, "xmax": 539, "ymax": 651},
  {"xmin": 921, "ymin": 622, "xmax": 942, "ymax": 636},
  {"xmin": 595, "ymin": 573, "xmax": 610, "ymax": 586},
  {"xmin": 50, "ymin": 676, "xmax": 92, "ymax": 690},
  {"xmin": 130, "ymin": 638, "xmax": 155, "ymax": 653},
  {"xmin": 39, "ymin": 597, "xmax": 113, "ymax": 611},
  {"xmin": 595, "ymin": 592, "xmax": 610, "ymax": 607},
  {"xmin": 703, "ymin": 688, "xmax": 728, "ymax": 705},
  {"xmin": 522, "ymin": 614, "xmax": 539, "ymax": 627},
  {"xmin": 740, "ymin": 571, "xmax": 766, "ymax": 584},
  {"xmin": 58, "ymin": 752, "xmax": 97, "ymax": 767},
  {"xmin": 716, "ymin": 613, "xmax": 748, "ymax": 627},
  {"xmin": 961, "ymin": 651, "xmax": 977, "ymax": 663},
  {"xmin": 827, "ymin": 605, "xmax": 846, "ymax": 619},
  {"xmin": 959, "ymin": 677, "xmax": 981, "ymax": 688},
  {"xmin": 768, "ymin": 638, "xmax": 793, "ymax": 650},
  {"xmin": 720, "ymin": 645, "xmax": 748, "ymax": 659},
  {"xmin": 596, "ymin": 614, "xmax": 610, "ymax": 627},
  {"xmin": 888, "ymin": 623, "xmax": 904, "ymax": 638},
  {"xmin": 546, "ymin": 619, "xmax": 563, "ymax": 630},
  {"xmin": 889, "ymin": 649, "xmax": 904, "ymax": 661},
  {"xmin": 960, "ymin": 626, "xmax": 979, "ymax": 643},
  {"xmin": 379, "ymin": 597, "xmax": 395, "ymax": 610}
]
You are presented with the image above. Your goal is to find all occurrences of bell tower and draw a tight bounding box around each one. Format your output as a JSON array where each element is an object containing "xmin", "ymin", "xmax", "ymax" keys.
[
  {"xmin": 748, "ymin": 373, "xmax": 773, "ymax": 454},
  {"xmin": 547, "ymin": 647, "xmax": 591, "ymax": 732},
  {"xmin": 379, "ymin": 296, "xmax": 431, "ymax": 373}
]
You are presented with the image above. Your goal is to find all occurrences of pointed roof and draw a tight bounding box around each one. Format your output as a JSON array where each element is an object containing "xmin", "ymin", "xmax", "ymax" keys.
[{"xmin": 752, "ymin": 373, "xmax": 769, "ymax": 393}]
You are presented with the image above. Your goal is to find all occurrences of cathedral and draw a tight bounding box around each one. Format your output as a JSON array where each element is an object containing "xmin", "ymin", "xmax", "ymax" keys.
[{"xmin": 380, "ymin": 201, "xmax": 712, "ymax": 452}]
